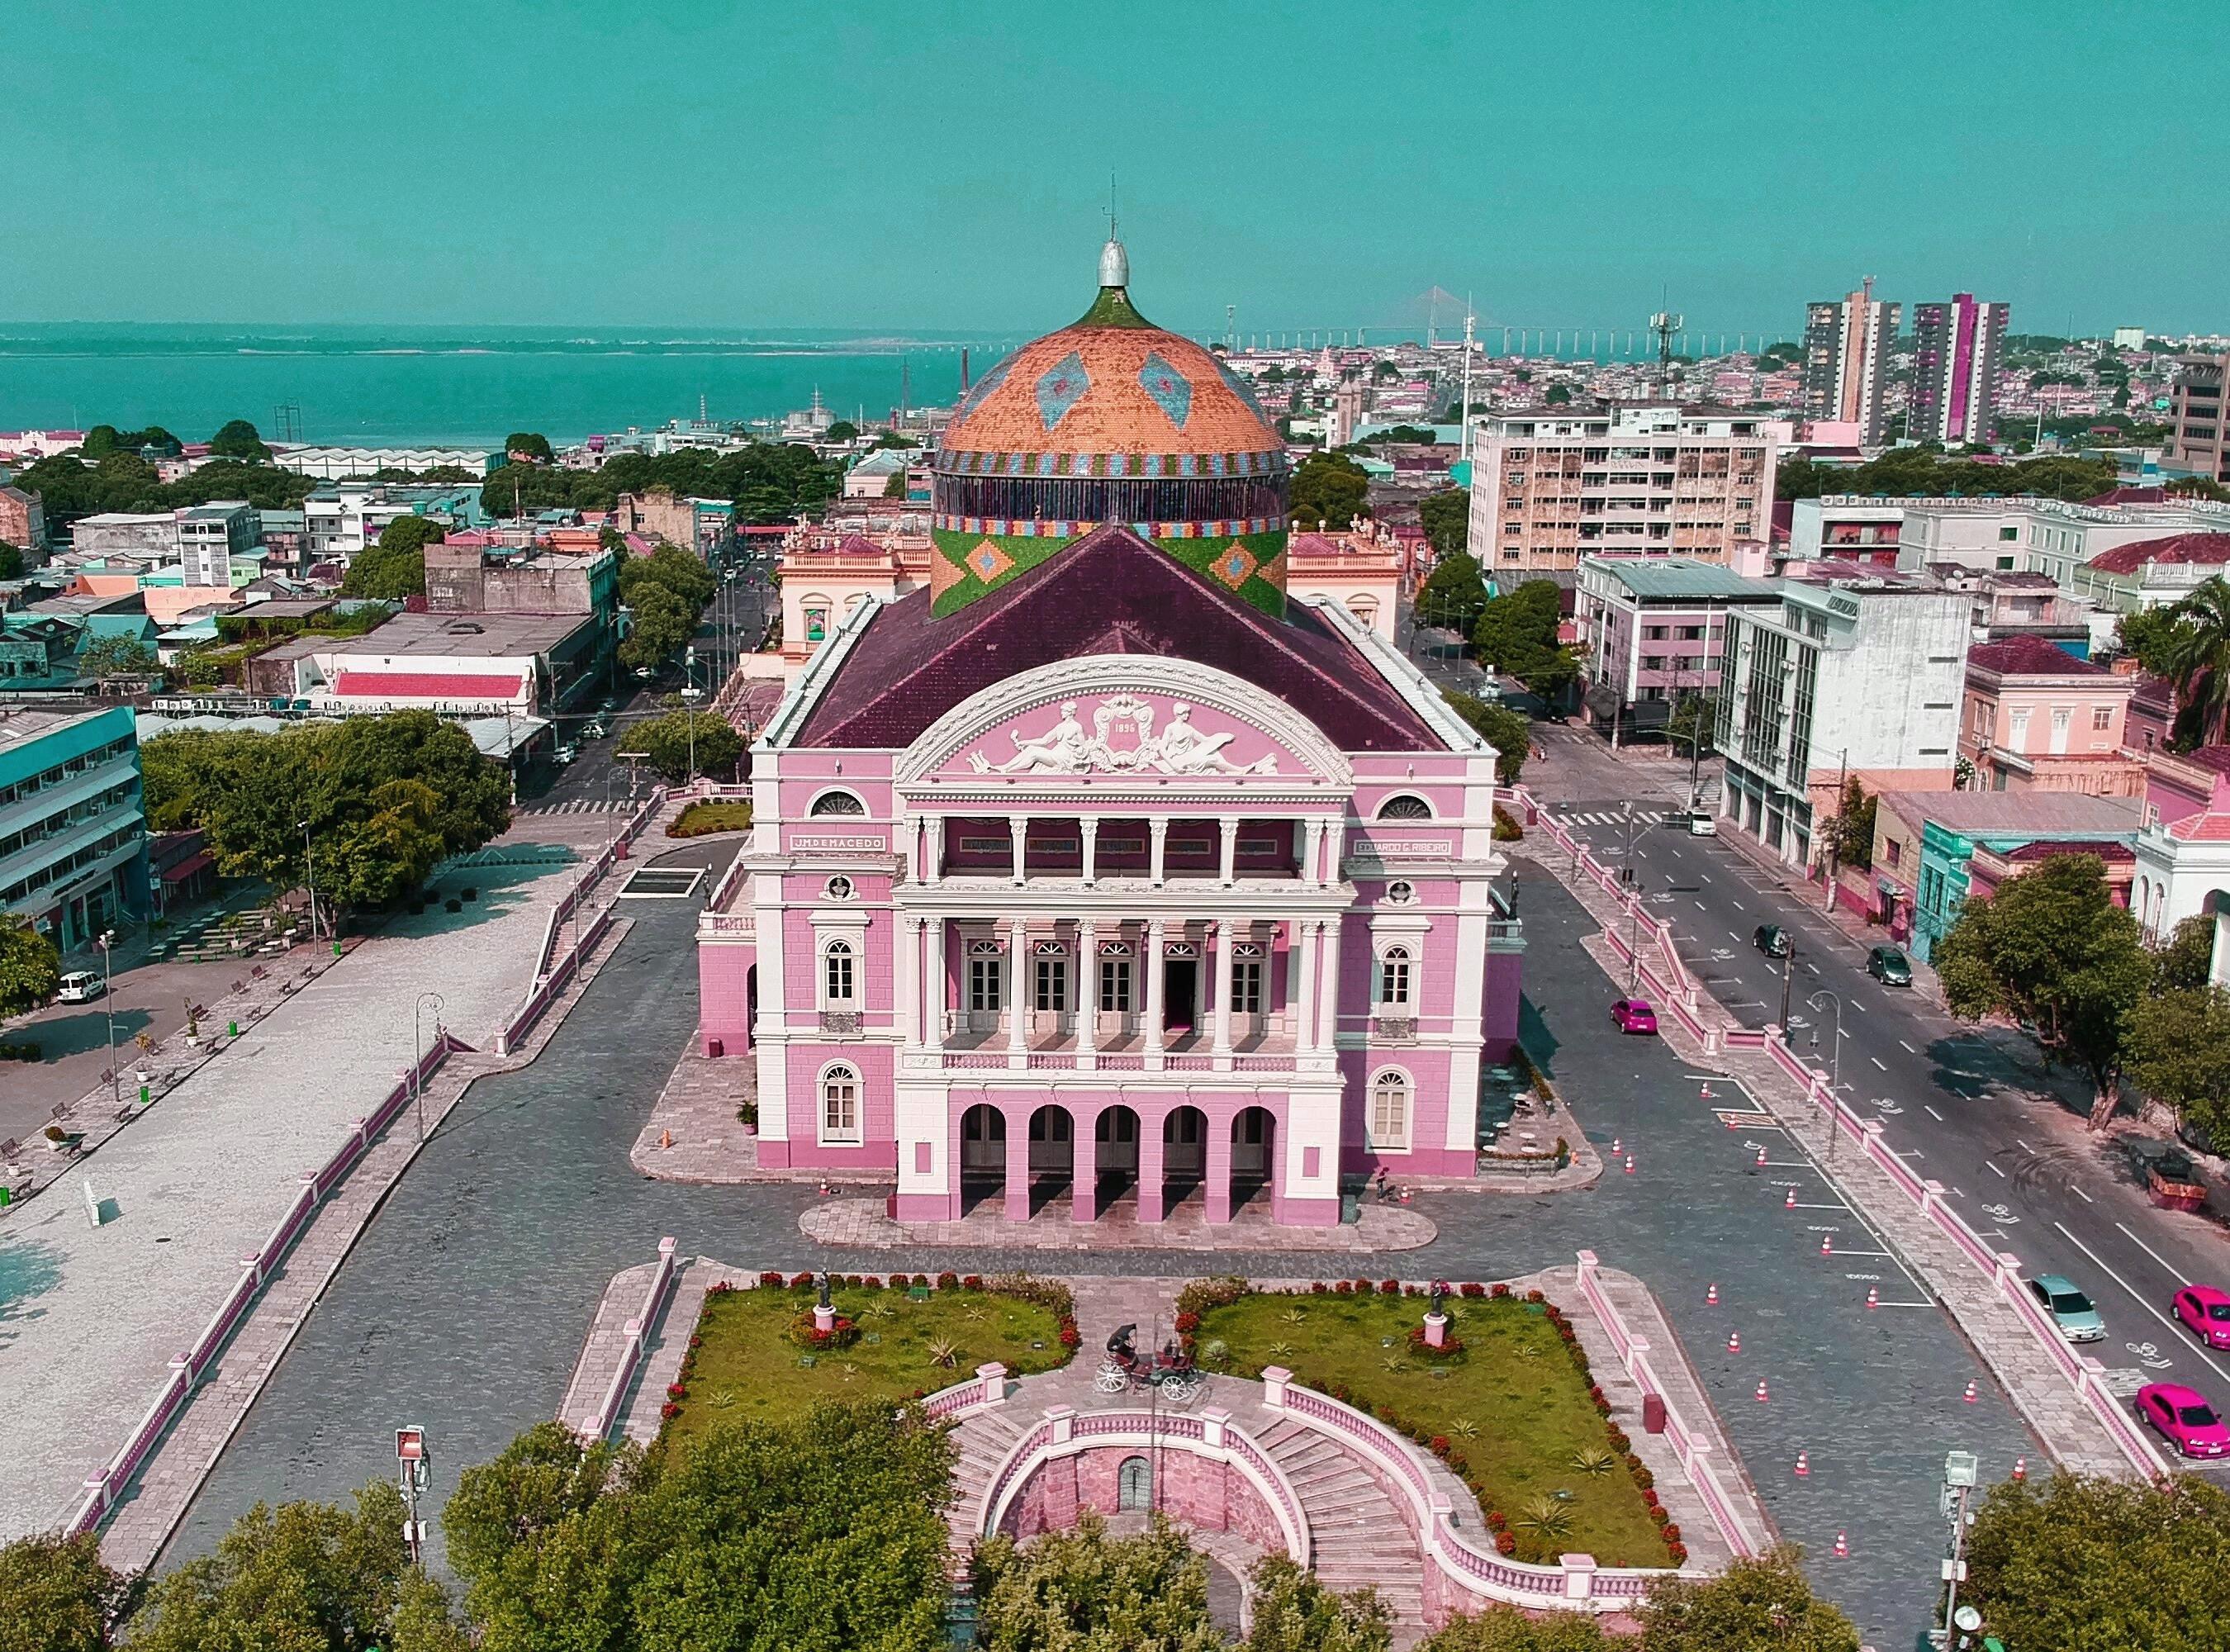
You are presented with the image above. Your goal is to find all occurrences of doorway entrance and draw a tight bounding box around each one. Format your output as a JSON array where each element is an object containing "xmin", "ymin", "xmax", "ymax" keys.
[
  {"xmin": 1162, "ymin": 959, "xmax": 1198, "ymax": 1036},
  {"xmin": 1163, "ymin": 1105, "xmax": 1207, "ymax": 1209},
  {"xmin": 1231, "ymin": 1106, "xmax": 1275, "ymax": 1213}
]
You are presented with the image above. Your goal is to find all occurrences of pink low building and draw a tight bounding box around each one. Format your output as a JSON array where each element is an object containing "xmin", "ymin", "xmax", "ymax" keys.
[{"xmin": 1958, "ymin": 634, "xmax": 2142, "ymax": 796}]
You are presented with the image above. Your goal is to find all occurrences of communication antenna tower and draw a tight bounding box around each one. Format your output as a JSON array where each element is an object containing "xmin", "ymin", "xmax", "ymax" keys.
[{"xmin": 1649, "ymin": 308, "xmax": 1684, "ymax": 398}]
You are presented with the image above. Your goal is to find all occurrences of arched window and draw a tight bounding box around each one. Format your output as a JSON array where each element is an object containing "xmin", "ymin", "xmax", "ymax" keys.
[
  {"xmin": 821, "ymin": 1064, "xmax": 860, "ymax": 1143},
  {"xmin": 1377, "ymin": 946, "xmax": 1412, "ymax": 1007},
  {"xmin": 803, "ymin": 596, "xmax": 831, "ymax": 642},
  {"xmin": 1349, "ymin": 597, "xmax": 1378, "ymax": 630},
  {"xmin": 1369, "ymin": 1070, "xmax": 1412, "ymax": 1151},
  {"xmin": 809, "ymin": 789, "xmax": 866, "ymax": 817},
  {"xmin": 823, "ymin": 939, "xmax": 856, "ymax": 1004},
  {"xmin": 1376, "ymin": 794, "xmax": 1432, "ymax": 821}
]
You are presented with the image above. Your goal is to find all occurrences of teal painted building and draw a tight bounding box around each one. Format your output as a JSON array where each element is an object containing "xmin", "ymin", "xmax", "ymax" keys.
[
  {"xmin": 0, "ymin": 704, "xmax": 149, "ymax": 952},
  {"xmin": 1910, "ymin": 806, "xmax": 2141, "ymax": 964}
]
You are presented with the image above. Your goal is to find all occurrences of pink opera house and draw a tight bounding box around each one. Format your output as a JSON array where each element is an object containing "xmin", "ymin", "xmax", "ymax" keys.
[{"xmin": 695, "ymin": 240, "xmax": 1525, "ymax": 1227}]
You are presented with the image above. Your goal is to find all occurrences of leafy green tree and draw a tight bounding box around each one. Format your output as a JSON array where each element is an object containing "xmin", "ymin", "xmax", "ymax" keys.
[
  {"xmin": 1419, "ymin": 1604, "xmax": 1609, "ymax": 1651},
  {"xmin": 1416, "ymin": 550, "xmax": 1487, "ymax": 634},
  {"xmin": 82, "ymin": 424, "xmax": 180, "ymax": 459},
  {"xmin": 130, "ymin": 1481, "xmax": 411, "ymax": 1652},
  {"xmin": 503, "ymin": 432, "xmax": 554, "ymax": 463},
  {"xmin": 974, "ymin": 1512, "xmax": 1226, "ymax": 1652},
  {"xmin": 481, "ymin": 443, "xmax": 838, "ymax": 525},
  {"xmin": 1962, "ymin": 1473, "xmax": 2230, "ymax": 1652},
  {"xmin": 206, "ymin": 419, "xmax": 269, "ymax": 462},
  {"xmin": 0, "ymin": 1531, "xmax": 126, "ymax": 1652},
  {"xmin": 1443, "ymin": 691, "xmax": 1531, "ymax": 783},
  {"xmin": 1935, "ymin": 853, "xmax": 2154, "ymax": 1128},
  {"xmin": 2116, "ymin": 605, "xmax": 2192, "ymax": 676},
  {"xmin": 1666, "ymin": 691, "xmax": 1719, "ymax": 760},
  {"xmin": 1827, "ymin": 776, "xmax": 1876, "ymax": 872},
  {"xmin": 1289, "ymin": 452, "xmax": 1370, "ymax": 529},
  {"xmin": 823, "ymin": 420, "xmax": 859, "ymax": 443},
  {"xmin": 2154, "ymin": 913, "xmax": 2216, "ymax": 992},
  {"xmin": 344, "ymin": 514, "xmax": 444, "ymax": 599},
  {"xmin": 1418, "ymin": 489, "xmax": 1468, "ymax": 561},
  {"xmin": 1473, "ymin": 581, "xmax": 1577, "ymax": 700},
  {"xmin": 2161, "ymin": 577, "xmax": 2230, "ymax": 745},
  {"xmin": 2123, "ymin": 984, "xmax": 2230, "ymax": 1146},
  {"xmin": 0, "ymin": 917, "xmax": 63, "ymax": 1017},
  {"xmin": 75, "ymin": 634, "xmax": 157, "ymax": 680},
  {"xmin": 451, "ymin": 1403, "xmax": 952, "ymax": 1652},
  {"xmin": 1634, "ymin": 1546, "xmax": 1858, "ymax": 1652},
  {"xmin": 620, "ymin": 543, "xmax": 717, "ymax": 610},
  {"xmin": 871, "ymin": 432, "xmax": 920, "ymax": 450},
  {"xmin": 1240, "ymin": 1555, "xmax": 1390, "ymax": 1652},
  {"xmin": 0, "ymin": 542, "xmax": 23, "ymax": 580},
  {"xmin": 620, "ymin": 585, "xmax": 696, "ymax": 672},
  {"xmin": 621, "ymin": 710, "xmax": 743, "ymax": 783},
  {"xmin": 1544, "ymin": 383, "xmax": 1573, "ymax": 405}
]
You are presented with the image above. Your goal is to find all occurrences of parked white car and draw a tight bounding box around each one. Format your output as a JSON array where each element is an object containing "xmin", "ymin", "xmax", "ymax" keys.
[{"xmin": 56, "ymin": 971, "xmax": 106, "ymax": 1003}]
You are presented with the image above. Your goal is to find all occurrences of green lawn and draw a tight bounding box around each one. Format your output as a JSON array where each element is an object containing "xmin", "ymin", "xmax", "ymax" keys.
[
  {"xmin": 668, "ymin": 799, "xmax": 752, "ymax": 837},
  {"xmin": 1193, "ymin": 1290, "xmax": 1668, "ymax": 1566},
  {"xmin": 662, "ymin": 1283, "xmax": 1072, "ymax": 1450}
]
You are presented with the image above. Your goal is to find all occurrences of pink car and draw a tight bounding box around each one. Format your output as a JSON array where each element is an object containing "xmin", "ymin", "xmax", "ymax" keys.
[
  {"xmin": 2136, "ymin": 1383, "xmax": 2229, "ymax": 1460},
  {"xmin": 1611, "ymin": 998, "xmax": 1658, "ymax": 1036},
  {"xmin": 2174, "ymin": 1285, "xmax": 2230, "ymax": 1350}
]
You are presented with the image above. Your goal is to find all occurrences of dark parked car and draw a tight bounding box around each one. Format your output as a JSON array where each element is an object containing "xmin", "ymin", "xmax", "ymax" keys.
[
  {"xmin": 1867, "ymin": 946, "xmax": 1913, "ymax": 986},
  {"xmin": 1753, "ymin": 924, "xmax": 1792, "ymax": 958}
]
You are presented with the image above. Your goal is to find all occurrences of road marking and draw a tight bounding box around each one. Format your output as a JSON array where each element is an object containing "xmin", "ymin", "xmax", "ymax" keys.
[
  {"xmin": 1986, "ymin": 1161, "xmax": 2008, "ymax": 1179},
  {"xmin": 1730, "ymin": 901, "xmax": 1744, "ymax": 913},
  {"xmin": 1805, "ymin": 961, "xmax": 1820, "ymax": 975},
  {"xmin": 1924, "ymin": 1104, "xmax": 1944, "ymax": 1122},
  {"xmin": 2114, "ymin": 1222, "xmax": 2191, "ymax": 1286},
  {"xmin": 2016, "ymin": 1138, "xmax": 2034, "ymax": 1153},
  {"xmin": 1869, "ymin": 1056, "xmax": 1886, "ymax": 1070},
  {"xmin": 2071, "ymin": 1185, "xmax": 2093, "ymax": 1203},
  {"xmin": 1698, "ymin": 874, "xmax": 1711, "ymax": 885},
  {"xmin": 1693, "ymin": 900, "xmax": 1708, "ymax": 911},
  {"xmin": 2052, "ymin": 1222, "xmax": 2230, "ymax": 1384},
  {"xmin": 1900, "ymin": 1039, "xmax": 1918, "ymax": 1053},
  {"xmin": 1728, "ymin": 931, "xmax": 1742, "ymax": 942},
  {"xmin": 1849, "ymin": 998, "xmax": 1867, "ymax": 1014}
]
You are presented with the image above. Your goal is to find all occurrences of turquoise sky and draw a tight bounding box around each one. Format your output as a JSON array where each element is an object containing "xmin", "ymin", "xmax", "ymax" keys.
[{"xmin": 4, "ymin": 0, "xmax": 2220, "ymax": 336}]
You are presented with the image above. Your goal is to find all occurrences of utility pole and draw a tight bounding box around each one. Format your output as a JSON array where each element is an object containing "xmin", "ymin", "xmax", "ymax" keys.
[
  {"xmin": 1940, "ymin": 1451, "xmax": 1979, "ymax": 1648},
  {"xmin": 298, "ymin": 819, "xmax": 318, "ymax": 943},
  {"xmin": 97, "ymin": 929, "xmax": 120, "ymax": 1109},
  {"xmin": 1458, "ymin": 304, "xmax": 1477, "ymax": 462},
  {"xmin": 1822, "ymin": 748, "xmax": 1849, "ymax": 913},
  {"xmin": 1807, "ymin": 990, "xmax": 1845, "ymax": 1167},
  {"xmin": 1779, "ymin": 943, "xmax": 1795, "ymax": 1031}
]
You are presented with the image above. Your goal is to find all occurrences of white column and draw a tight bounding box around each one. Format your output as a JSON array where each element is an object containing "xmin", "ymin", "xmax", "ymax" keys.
[
  {"xmin": 1079, "ymin": 818, "xmax": 1098, "ymax": 885},
  {"xmin": 1303, "ymin": 818, "xmax": 1327, "ymax": 888},
  {"xmin": 1149, "ymin": 818, "xmax": 1170, "ymax": 887},
  {"xmin": 1325, "ymin": 818, "xmax": 1348, "ymax": 885},
  {"xmin": 1212, "ymin": 919, "xmax": 1236, "ymax": 1056},
  {"xmin": 898, "ymin": 914, "xmax": 922, "ymax": 1046},
  {"xmin": 1144, "ymin": 918, "xmax": 1166, "ymax": 1068},
  {"xmin": 1007, "ymin": 916, "xmax": 1029, "ymax": 1058},
  {"xmin": 1317, "ymin": 914, "xmax": 1344, "ymax": 1050},
  {"xmin": 1294, "ymin": 919, "xmax": 1321, "ymax": 1052},
  {"xmin": 1219, "ymin": 815, "xmax": 1240, "ymax": 886},
  {"xmin": 925, "ymin": 815, "xmax": 945, "ymax": 886},
  {"xmin": 1077, "ymin": 919, "xmax": 1098, "ymax": 1061},
  {"xmin": 926, "ymin": 916, "xmax": 947, "ymax": 1051},
  {"xmin": 1009, "ymin": 816, "xmax": 1027, "ymax": 887}
]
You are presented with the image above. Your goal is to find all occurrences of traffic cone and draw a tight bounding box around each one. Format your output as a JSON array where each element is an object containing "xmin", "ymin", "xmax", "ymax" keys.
[
  {"xmin": 659, "ymin": 1128, "xmax": 672, "ymax": 1149},
  {"xmin": 2012, "ymin": 1456, "xmax": 2026, "ymax": 1481},
  {"xmin": 1701, "ymin": 1083, "xmax": 1715, "ymax": 1100},
  {"xmin": 1785, "ymin": 1185, "xmax": 1797, "ymax": 1208},
  {"xmin": 1728, "ymin": 1331, "xmax": 1741, "ymax": 1353},
  {"xmin": 1625, "ymin": 1155, "xmax": 1636, "ymax": 1175},
  {"xmin": 1795, "ymin": 1450, "xmax": 1809, "ymax": 1477},
  {"xmin": 1833, "ymin": 1531, "xmax": 1848, "ymax": 1558},
  {"xmin": 1866, "ymin": 1286, "xmax": 1879, "ymax": 1309},
  {"xmin": 1755, "ymin": 1144, "xmax": 1767, "ymax": 1169},
  {"xmin": 1611, "ymin": 1137, "xmax": 1622, "ymax": 1156},
  {"xmin": 1820, "ymin": 1233, "xmax": 1833, "ymax": 1256},
  {"xmin": 1963, "ymin": 1379, "xmax": 1978, "ymax": 1403},
  {"xmin": 1755, "ymin": 1379, "xmax": 1769, "ymax": 1402},
  {"xmin": 1706, "ymin": 1283, "xmax": 1719, "ymax": 1305}
]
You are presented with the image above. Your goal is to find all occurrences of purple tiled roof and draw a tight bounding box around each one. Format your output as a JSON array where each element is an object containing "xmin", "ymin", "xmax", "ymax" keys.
[{"xmin": 792, "ymin": 523, "xmax": 1442, "ymax": 751}]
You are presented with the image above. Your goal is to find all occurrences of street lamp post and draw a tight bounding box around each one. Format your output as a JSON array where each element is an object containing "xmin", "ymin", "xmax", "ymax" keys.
[
  {"xmin": 1807, "ymin": 989, "xmax": 1846, "ymax": 1167},
  {"xmin": 412, "ymin": 992, "xmax": 446, "ymax": 1143},
  {"xmin": 97, "ymin": 928, "xmax": 120, "ymax": 1109},
  {"xmin": 297, "ymin": 819, "xmax": 318, "ymax": 944}
]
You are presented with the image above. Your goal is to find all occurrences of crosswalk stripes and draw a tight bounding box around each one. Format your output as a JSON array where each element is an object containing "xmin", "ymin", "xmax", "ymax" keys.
[
  {"xmin": 1548, "ymin": 809, "xmax": 1669, "ymax": 828},
  {"xmin": 516, "ymin": 798, "xmax": 629, "ymax": 816}
]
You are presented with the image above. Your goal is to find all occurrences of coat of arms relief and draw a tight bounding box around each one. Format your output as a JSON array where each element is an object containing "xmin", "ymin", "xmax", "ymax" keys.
[{"xmin": 967, "ymin": 694, "xmax": 1278, "ymax": 776}]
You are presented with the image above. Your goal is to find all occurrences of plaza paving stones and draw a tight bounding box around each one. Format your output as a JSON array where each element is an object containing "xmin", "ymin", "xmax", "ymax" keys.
[
  {"xmin": 164, "ymin": 846, "xmax": 2024, "ymax": 1647},
  {"xmin": 799, "ymin": 1194, "xmax": 1438, "ymax": 1251},
  {"xmin": 0, "ymin": 862, "xmax": 577, "ymax": 1547}
]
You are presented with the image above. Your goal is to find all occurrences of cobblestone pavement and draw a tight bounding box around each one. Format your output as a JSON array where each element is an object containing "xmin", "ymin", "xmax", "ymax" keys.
[
  {"xmin": 0, "ymin": 860, "xmax": 575, "ymax": 1545},
  {"xmin": 165, "ymin": 846, "xmax": 2020, "ymax": 1645},
  {"xmin": 799, "ymin": 1195, "xmax": 1438, "ymax": 1252}
]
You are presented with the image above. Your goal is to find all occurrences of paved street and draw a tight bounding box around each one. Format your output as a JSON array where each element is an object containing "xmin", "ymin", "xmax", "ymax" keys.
[
  {"xmin": 1538, "ymin": 788, "xmax": 2230, "ymax": 1489},
  {"xmin": 164, "ymin": 832, "xmax": 2034, "ymax": 1647}
]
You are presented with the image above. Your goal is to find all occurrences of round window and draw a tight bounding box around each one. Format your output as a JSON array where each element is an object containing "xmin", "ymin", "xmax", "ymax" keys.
[
  {"xmin": 1386, "ymin": 880, "xmax": 1416, "ymax": 904},
  {"xmin": 824, "ymin": 875, "xmax": 855, "ymax": 901}
]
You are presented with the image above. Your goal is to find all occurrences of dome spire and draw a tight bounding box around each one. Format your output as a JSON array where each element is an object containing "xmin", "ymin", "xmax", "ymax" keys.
[{"xmin": 1099, "ymin": 181, "xmax": 1128, "ymax": 289}]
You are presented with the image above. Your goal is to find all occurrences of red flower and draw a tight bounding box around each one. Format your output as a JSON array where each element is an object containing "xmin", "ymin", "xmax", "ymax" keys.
[
  {"xmin": 1379, "ymin": 1279, "xmax": 1401, "ymax": 1295},
  {"xmin": 1459, "ymin": 1282, "xmax": 1485, "ymax": 1298},
  {"xmin": 1487, "ymin": 1510, "xmax": 1508, "ymax": 1531},
  {"xmin": 1662, "ymin": 1523, "xmax": 1681, "ymax": 1544},
  {"xmin": 1667, "ymin": 1541, "xmax": 1688, "ymax": 1564},
  {"xmin": 1491, "ymin": 1283, "xmax": 1511, "ymax": 1298},
  {"xmin": 659, "ymin": 1401, "xmax": 680, "ymax": 1419},
  {"xmin": 790, "ymin": 1272, "xmax": 814, "ymax": 1289},
  {"xmin": 759, "ymin": 1270, "xmax": 784, "ymax": 1287},
  {"xmin": 1174, "ymin": 1312, "xmax": 1200, "ymax": 1334},
  {"xmin": 1495, "ymin": 1531, "xmax": 1517, "ymax": 1556},
  {"xmin": 1431, "ymin": 1435, "xmax": 1450, "ymax": 1455}
]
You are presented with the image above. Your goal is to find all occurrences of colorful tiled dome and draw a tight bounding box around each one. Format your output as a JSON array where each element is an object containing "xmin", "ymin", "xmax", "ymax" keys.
[{"xmin": 930, "ymin": 237, "xmax": 1290, "ymax": 616}]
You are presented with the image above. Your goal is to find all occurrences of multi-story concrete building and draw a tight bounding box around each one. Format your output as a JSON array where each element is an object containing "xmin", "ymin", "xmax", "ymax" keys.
[
  {"xmin": 2166, "ymin": 356, "xmax": 2227, "ymax": 482},
  {"xmin": 178, "ymin": 502, "xmax": 259, "ymax": 587},
  {"xmin": 302, "ymin": 483, "xmax": 417, "ymax": 566},
  {"xmin": 0, "ymin": 704, "xmax": 149, "ymax": 954},
  {"xmin": 1958, "ymin": 634, "xmax": 2140, "ymax": 796},
  {"xmin": 0, "ymin": 485, "xmax": 45, "ymax": 556},
  {"xmin": 1801, "ymin": 281, "xmax": 1900, "ymax": 445},
  {"xmin": 1715, "ymin": 570, "xmax": 1969, "ymax": 866},
  {"xmin": 1464, "ymin": 405, "xmax": 1782, "ymax": 573},
  {"xmin": 1573, "ymin": 557, "xmax": 1780, "ymax": 742},
  {"xmin": 2068, "ymin": 530, "xmax": 2230, "ymax": 614},
  {"xmin": 1887, "ymin": 790, "xmax": 2141, "ymax": 962},
  {"xmin": 71, "ymin": 512, "xmax": 178, "ymax": 563},
  {"xmin": 1908, "ymin": 295, "xmax": 2010, "ymax": 446}
]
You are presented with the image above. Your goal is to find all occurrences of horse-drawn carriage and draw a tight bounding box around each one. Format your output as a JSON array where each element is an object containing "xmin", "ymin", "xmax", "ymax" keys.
[{"xmin": 1092, "ymin": 1323, "xmax": 1203, "ymax": 1404}]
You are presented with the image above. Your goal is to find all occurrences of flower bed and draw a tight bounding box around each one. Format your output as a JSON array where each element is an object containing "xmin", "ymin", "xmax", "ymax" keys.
[
  {"xmin": 668, "ymin": 800, "xmax": 753, "ymax": 838},
  {"xmin": 660, "ymin": 1273, "xmax": 1076, "ymax": 1450},
  {"xmin": 1183, "ymin": 1277, "xmax": 1677, "ymax": 1568}
]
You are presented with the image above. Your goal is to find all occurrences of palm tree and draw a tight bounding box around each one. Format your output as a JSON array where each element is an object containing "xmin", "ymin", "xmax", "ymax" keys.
[{"xmin": 2162, "ymin": 577, "xmax": 2230, "ymax": 747}]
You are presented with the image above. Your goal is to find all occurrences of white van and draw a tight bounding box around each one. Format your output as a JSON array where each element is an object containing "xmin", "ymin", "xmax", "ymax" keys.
[{"xmin": 56, "ymin": 971, "xmax": 107, "ymax": 1003}]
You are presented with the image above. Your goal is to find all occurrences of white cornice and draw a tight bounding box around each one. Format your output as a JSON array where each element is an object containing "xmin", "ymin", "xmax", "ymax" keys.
[
  {"xmin": 760, "ymin": 592, "xmax": 882, "ymax": 750},
  {"xmin": 1295, "ymin": 592, "xmax": 1487, "ymax": 757}
]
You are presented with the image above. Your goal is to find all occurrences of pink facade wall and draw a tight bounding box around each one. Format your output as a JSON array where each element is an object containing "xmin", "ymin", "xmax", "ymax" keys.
[
  {"xmin": 1000, "ymin": 1445, "xmax": 1277, "ymax": 1553},
  {"xmin": 699, "ymin": 940, "xmax": 754, "ymax": 1056}
]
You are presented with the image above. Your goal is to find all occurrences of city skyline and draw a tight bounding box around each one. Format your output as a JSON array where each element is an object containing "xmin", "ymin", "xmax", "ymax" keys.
[{"xmin": 3, "ymin": 1, "xmax": 2225, "ymax": 334}]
